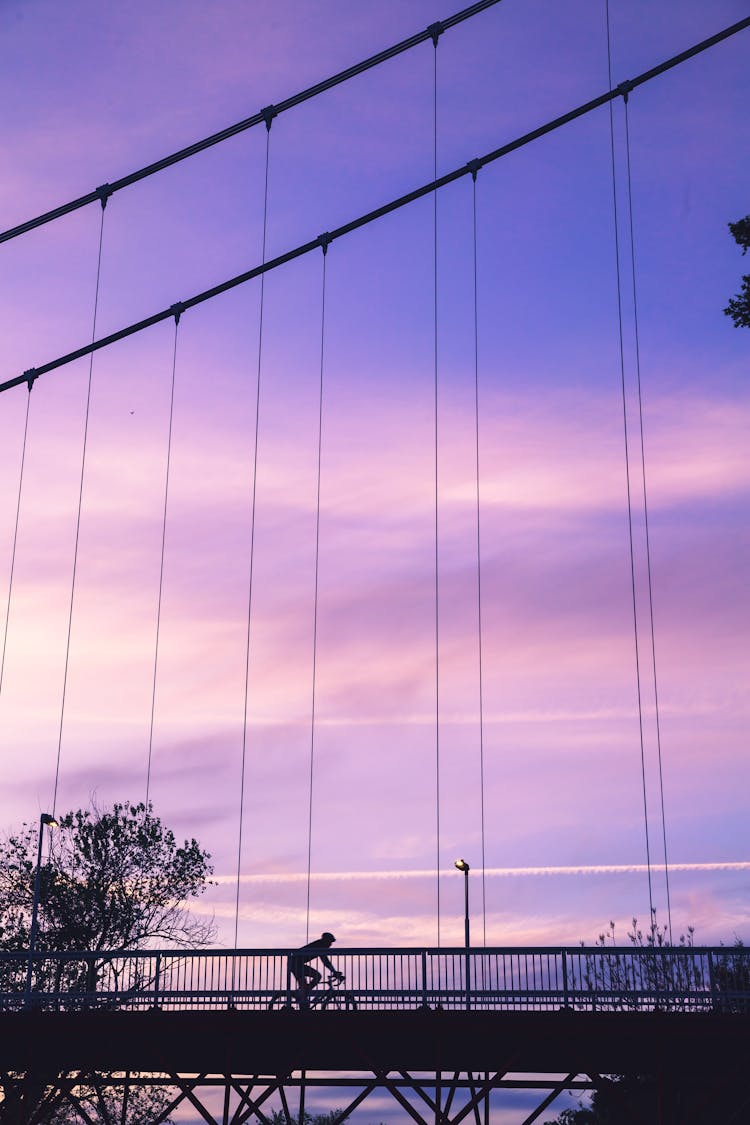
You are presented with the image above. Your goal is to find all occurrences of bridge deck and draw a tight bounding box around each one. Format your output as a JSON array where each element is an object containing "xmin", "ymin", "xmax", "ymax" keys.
[{"xmin": 3, "ymin": 1008, "xmax": 749, "ymax": 1077}]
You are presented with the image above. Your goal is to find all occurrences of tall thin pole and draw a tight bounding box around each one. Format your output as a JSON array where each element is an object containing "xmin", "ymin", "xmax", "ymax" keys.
[
  {"xmin": 25, "ymin": 813, "xmax": 56, "ymax": 1008},
  {"xmin": 464, "ymin": 868, "xmax": 470, "ymax": 949},
  {"xmin": 456, "ymin": 859, "xmax": 471, "ymax": 1010},
  {"xmin": 464, "ymin": 867, "xmax": 471, "ymax": 1011}
]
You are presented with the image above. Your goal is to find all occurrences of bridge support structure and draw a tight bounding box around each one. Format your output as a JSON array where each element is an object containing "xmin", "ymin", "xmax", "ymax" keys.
[{"xmin": 1, "ymin": 1008, "xmax": 748, "ymax": 1124}]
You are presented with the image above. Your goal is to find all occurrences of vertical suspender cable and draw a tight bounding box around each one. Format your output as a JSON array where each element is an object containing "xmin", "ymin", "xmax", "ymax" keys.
[
  {"xmin": 0, "ymin": 389, "xmax": 33, "ymax": 699},
  {"xmin": 306, "ymin": 241, "xmax": 328, "ymax": 943},
  {"xmin": 52, "ymin": 201, "xmax": 107, "ymax": 816},
  {"xmin": 605, "ymin": 0, "xmax": 654, "ymax": 920},
  {"xmin": 145, "ymin": 310, "xmax": 181, "ymax": 806},
  {"xmin": 623, "ymin": 98, "xmax": 672, "ymax": 941},
  {"xmin": 470, "ymin": 169, "xmax": 487, "ymax": 945},
  {"xmin": 234, "ymin": 126, "xmax": 273, "ymax": 949},
  {"xmin": 431, "ymin": 25, "xmax": 442, "ymax": 949}
]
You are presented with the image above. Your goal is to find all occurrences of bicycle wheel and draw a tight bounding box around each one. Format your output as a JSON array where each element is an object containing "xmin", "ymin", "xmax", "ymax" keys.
[
  {"xmin": 267, "ymin": 992, "xmax": 296, "ymax": 1011},
  {"xmin": 320, "ymin": 990, "xmax": 357, "ymax": 1011}
]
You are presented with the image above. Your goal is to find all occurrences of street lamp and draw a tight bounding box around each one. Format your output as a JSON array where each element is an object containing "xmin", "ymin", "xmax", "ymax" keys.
[
  {"xmin": 454, "ymin": 859, "xmax": 471, "ymax": 1011},
  {"xmin": 454, "ymin": 859, "xmax": 470, "ymax": 947},
  {"xmin": 25, "ymin": 812, "xmax": 58, "ymax": 1008}
]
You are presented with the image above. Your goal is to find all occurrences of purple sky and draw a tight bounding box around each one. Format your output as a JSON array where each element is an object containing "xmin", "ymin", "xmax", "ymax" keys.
[{"xmin": 1, "ymin": 0, "xmax": 748, "ymax": 970}]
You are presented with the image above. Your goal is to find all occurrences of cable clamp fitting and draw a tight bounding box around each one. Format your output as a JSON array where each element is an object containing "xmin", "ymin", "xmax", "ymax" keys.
[
  {"xmin": 96, "ymin": 183, "xmax": 113, "ymax": 209},
  {"xmin": 318, "ymin": 232, "xmax": 331, "ymax": 256},
  {"xmin": 24, "ymin": 368, "xmax": 38, "ymax": 392},
  {"xmin": 616, "ymin": 79, "xmax": 633, "ymax": 103},
  {"xmin": 427, "ymin": 20, "xmax": 444, "ymax": 47},
  {"xmin": 170, "ymin": 301, "xmax": 184, "ymax": 326},
  {"xmin": 466, "ymin": 158, "xmax": 482, "ymax": 182},
  {"xmin": 260, "ymin": 104, "xmax": 277, "ymax": 132}
]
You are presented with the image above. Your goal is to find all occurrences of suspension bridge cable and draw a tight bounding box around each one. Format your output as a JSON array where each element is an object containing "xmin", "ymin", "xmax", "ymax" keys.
[
  {"xmin": 51, "ymin": 201, "xmax": 107, "ymax": 816},
  {"xmin": 145, "ymin": 309, "xmax": 181, "ymax": 806},
  {"xmin": 623, "ymin": 96, "xmax": 673, "ymax": 942},
  {"xmin": 234, "ymin": 125, "xmax": 273, "ymax": 949},
  {"xmin": 0, "ymin": 389, "xmax": 33, "ymax": 700},
  {"xmin": 470, "ymin": 169, "xmax": 487, "ymax": 946},
  {"xmin": 432, "ymin": 26, "xmax": 442, "ymax": 951},
  {"xmin": 605, "ymin": 0, "xmax": 654, "ymax": 921},
  {"xmin": 5, "ymin": 15, "xmax": 748, "ymax": 399},
  {"xmin": 0, "ymin": 0, "xmax": 505, "ymax": 247},
  {"xmin": 306, "ymin": 241, "xmax": 328, "ymax": 944}
]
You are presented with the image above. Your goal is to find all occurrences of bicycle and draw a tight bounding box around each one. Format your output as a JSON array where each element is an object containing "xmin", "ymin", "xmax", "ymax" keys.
[{"xmin": 267, "ymin": 974, "xmax": 357, "ymax": 1011}]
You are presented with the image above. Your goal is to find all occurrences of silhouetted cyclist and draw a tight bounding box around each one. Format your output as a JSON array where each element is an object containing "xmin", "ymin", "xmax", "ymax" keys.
[{"xmin": 289, "ymin": 932, "xmax": 343, "ymax": 998}]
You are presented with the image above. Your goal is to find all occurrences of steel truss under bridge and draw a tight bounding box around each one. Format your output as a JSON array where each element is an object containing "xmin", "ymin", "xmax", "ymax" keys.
[{"xmin": 2, "ymin": 1003, "xmax": 750, "ymax": 1124}]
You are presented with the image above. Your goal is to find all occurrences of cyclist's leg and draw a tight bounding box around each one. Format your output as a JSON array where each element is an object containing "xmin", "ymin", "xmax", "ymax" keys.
[
  {"xmin": 293, "ymin": 965, "xmax": 319, "ymax": 1009},
  {"xmin": 304, "ymin": 966, "xmax": 322, "ymax": 991}
]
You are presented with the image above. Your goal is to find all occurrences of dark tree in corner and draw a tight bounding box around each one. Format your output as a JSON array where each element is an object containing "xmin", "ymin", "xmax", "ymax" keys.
[
  {"xmin": 724, "ymin": 214, "xmax": 750, "ymax": 328},
  {"xmin": 0, "ymin": 800, "xmax": 214, "ymax": 1125}
]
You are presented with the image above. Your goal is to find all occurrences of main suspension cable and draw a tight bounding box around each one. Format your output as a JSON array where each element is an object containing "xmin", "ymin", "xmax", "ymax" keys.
[
  {"xmin": 306, "ymin": 241, "xmax": 328, "ymax": 943},
  {"xmin": 52, "ymin": 202, "xmax": 107, "ymax": 816},
  {"xmin": 145, "ymin": 308, "xmax": 182, "ymax": 806},
  {"xmin": 234, "ymin": 125, "xmax": 273, "ymax": 949},
  {"xmin": 0, "ymin": 388, "xmax": 33, "ymax": 700},
  {"xmin": 0, "ymin": 0, "xmax": 506, "ymax": 247},
  {"xmin": 5, "ymin": 16, "xmax": 748, "ymax": 399},
  {"xmin": 623, "ymin": 97, "xmax": 672, "ymax": 941},
  {"xmin": 606, "ymin": 0, "xmax": 654, "ymax": 921}
]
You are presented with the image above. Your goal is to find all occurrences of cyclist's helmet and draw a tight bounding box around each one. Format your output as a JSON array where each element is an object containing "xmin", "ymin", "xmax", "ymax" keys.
[{"xmin": 321, "ymin": 932, "xmax": 336, "ymax": 943}]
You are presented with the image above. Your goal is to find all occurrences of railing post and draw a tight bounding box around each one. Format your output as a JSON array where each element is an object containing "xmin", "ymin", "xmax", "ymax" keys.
[
  {"xmin": 286, "ymin": 953, "xmax": 293, "ymax": 1009},
  {"xmin": 153, "ymin": 953, "xmax": 161, "ymax": 1010},
  {"xmin": 562, "ymin": 950, "xmax": 570, "ymax": 1009},
  {"xmin": 84, "ymin": 954, "xmax": 96, "ymax": 1011},
  {"xmin": 421, "ymin": 950, "xmax": 428, "ymax": 1009},
  {"xmin": 465, "ymin": 948, "xmax": 471, "ymax": 1011}
]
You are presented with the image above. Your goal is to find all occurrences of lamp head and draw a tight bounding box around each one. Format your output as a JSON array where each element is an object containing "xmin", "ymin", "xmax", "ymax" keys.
[
  {"xmin": 40, "ymin": 813, "xmax": 58, "ymax": 829},
  {"xmin": 454, "ymin": 858, "xmax": 470, "ymax": 873}
]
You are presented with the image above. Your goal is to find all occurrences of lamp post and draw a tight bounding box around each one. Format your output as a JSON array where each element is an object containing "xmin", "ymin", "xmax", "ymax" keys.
[
  {"xmin": 454, "ymin": 859, "xmax": 471, "ymax": 1010},
  {"xmin": 25, "ymin": 812, "xmax": 58, "ymax": 1008}
]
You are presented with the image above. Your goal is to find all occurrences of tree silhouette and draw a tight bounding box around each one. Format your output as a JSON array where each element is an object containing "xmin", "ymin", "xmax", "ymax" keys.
[
  {"xmin": 724, "ymin": 214, "xmax": 750, "ymax": 328},
  {"xmin": 0, "ymin": 800, "xmax": 214, "ymax": 1125}
]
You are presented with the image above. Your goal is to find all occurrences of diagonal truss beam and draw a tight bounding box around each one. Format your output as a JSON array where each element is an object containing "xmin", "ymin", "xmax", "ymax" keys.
[
  {"xmin": 399, "ymin": 1070, "xmax": 440, "ymax": 1116},
  {"xmin": 64, "ymin": 1088, "xmax": 99, "ymax": 1125},
  {"xmin": 168, "ymin": 1073, "xmax": 221, "ymax": 1125},
  {"xmin": 448, "ymin": 1072, "xmax": 508, "ymax": 1125},
  {"xmin": 230, "ymin": 1078, "xmax": 278, "ymax": 1125},
  {"xmin": 377, "ymin": 1073, "xmax": 435, "ymax": 1125},
  {"xmin": 328, "ymin": 1078, "xmax": 380, "ymax": 1123},
  {"xmin": 148, "ymin": 1081, "xmax": 199, "ymax": 1125},
  {"xmin": 519, "ymin": 1075, "xmax": 576, "ymax": 1125},
  {"xmin": 277, "ymin": 1081, "xmax": 293, "ymax": 1125}
]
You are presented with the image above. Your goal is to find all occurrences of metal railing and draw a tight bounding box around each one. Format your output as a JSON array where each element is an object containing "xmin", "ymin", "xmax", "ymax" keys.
[{"xmin": 2, "ymin": 946, "xmax": 748, "ymax": 1013}]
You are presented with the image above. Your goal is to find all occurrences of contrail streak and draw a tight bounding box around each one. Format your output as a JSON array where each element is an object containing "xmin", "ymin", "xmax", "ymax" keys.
[{"xmin": 214, "ymin": 860, "xmax": 750, "ymax": 885}]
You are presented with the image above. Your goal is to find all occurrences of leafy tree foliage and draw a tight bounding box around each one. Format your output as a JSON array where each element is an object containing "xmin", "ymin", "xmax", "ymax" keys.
[
  {"xmin": 0, "ymin": 800, "xmax": 214, "ymax": 955},
  {"xmin": 545, "ymin": 918, "xmax": 749, "ymax": 1124},
  {"xmin": 544, "ymin": 1075, "xmax": 657, "ymax": 1124},
  {"xmin": 0, "ymin": 1073, "xmax": 178, "ymax": 1125},
  {"xmin": 724, "ymin": 214, "xmax": 750, "ymax": 328},
  {"xmin": 578, "ymin": 914, "xmax": 705, "ymax": 1008},
  {"xmin": 0, "ymin": 801, "xmax": 214, "ymax": 1125},
  {"xmin": 267, "ymin": 1113, "xmax": 341, "ymax": 1124}
]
